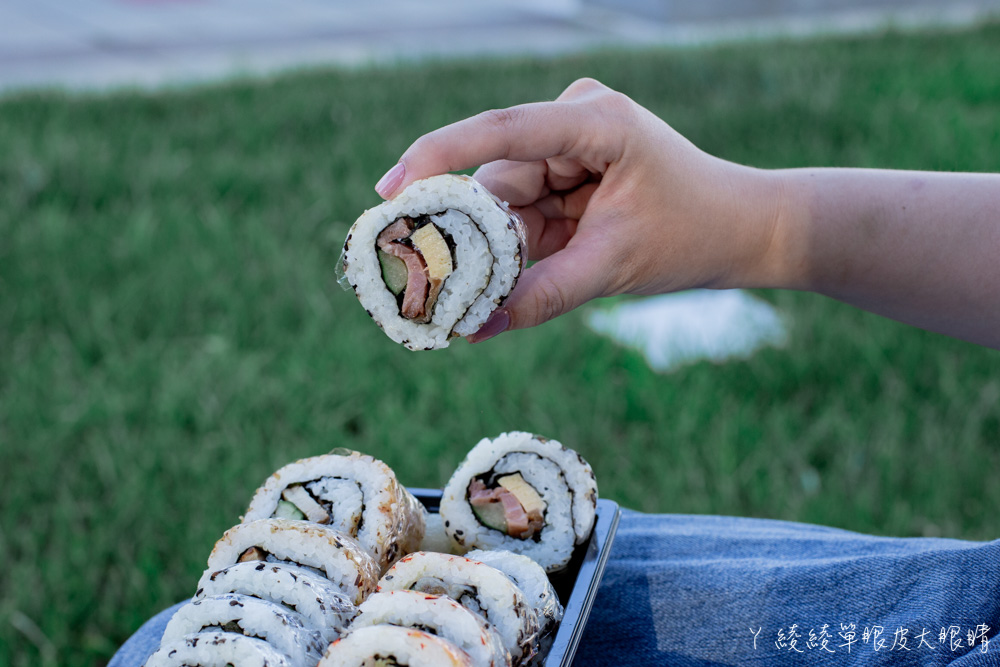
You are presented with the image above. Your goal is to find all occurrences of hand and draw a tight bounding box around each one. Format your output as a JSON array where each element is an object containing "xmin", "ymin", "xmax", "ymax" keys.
[{"xmin": 374, "ymin": 78, "xmax": 784, "ymax": 342}]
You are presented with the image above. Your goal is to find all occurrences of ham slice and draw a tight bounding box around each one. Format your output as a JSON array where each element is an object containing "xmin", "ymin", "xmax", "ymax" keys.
[
  {"xmin": 468, "ymin": 479, "xmax": 544, "ymax": 539},
  {"xmin": 376, "ymin": 219, "xmax": 415, "ymax": 246},
  {"xmin": 377, "ymin": 218, "xmax": 431, "ymax": 321}
]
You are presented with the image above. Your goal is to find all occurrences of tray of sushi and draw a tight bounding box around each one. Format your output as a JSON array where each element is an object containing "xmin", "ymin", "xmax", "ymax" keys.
[{"xmin": 133, "ymin": 432, "xmax": 619, "ymax": 667}]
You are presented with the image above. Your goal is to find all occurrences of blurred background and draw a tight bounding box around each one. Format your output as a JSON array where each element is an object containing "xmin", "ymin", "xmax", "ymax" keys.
[
  {"xmin": 2, "ymin": 1, "xmax": 1000, "ymax": 665},
  {"xmin": 5, "ymin": 0, "xmax": 1000, "ymax": 90}
]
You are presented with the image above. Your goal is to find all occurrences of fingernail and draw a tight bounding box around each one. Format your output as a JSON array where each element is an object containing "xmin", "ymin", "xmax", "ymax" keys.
[
  {"xmin": 375, "ymin": 163, "xmax": 405, "ymax": 198},
  {"xmin": 469, "ymin": 308, "xmax": 510, "ymax": 344}
]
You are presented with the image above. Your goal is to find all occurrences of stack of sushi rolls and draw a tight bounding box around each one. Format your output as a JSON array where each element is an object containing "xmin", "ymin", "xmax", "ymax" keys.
[
  {"xmin": 144, "ymin": 452, "xmax": 429, "ymax": 666},
  {"xmin": 440, "ymin": 431, "xmax": 598, "ymax": 572},
  {"xmin": 242, "ymin": 450, "xmax": 427, "ymax": 574},
  {"xmin": 340, "ymin": 174, "xmax": 527, "ymax": 350},
  {"xmin": 145, "ymin": 520, "xmax": 376, "ymax": 666}
]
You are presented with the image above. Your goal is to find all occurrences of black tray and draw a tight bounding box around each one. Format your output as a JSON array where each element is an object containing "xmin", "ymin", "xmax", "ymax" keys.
[{"xmin": 407, "ymin": 489, "xmax": 621, "ymax": 667}]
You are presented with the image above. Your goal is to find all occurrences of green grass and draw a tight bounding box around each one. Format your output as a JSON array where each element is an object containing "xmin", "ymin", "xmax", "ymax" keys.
[{"xmin": 2, "ymin": 23, "xmax": 1000, "ymax": 666}]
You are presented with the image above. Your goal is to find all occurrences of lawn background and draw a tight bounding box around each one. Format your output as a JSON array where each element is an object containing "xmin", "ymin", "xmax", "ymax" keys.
[{"xmin": 2, "ymin": 22, "xmax": 999, "ymax": 666}]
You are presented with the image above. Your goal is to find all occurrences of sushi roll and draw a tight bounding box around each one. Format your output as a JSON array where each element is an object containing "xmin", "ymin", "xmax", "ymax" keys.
[
  {"xmin": 377, "ymin": 551, "xmax": 539, "ymax": 665},
  {"xmin": 340, "ymin": 174, "xmax": 527, "ymax": 350},
  {"xmin": 206, "ymin": 519, "xmax": 380, "ymax": 605},
  {"xmin": 158, "ymin": 594, "xmax": 326, "ymax": 667},
  {"xmin": 195, "ymin": 561, "xmax": 358, "ymax": 643},
  {"xmin": 242, "ymin": 451, "xmax": 426, "ymax": 573},
  {"xmin": 350, "ymin": 590, "xmax": 510, "ymax": 667},
  {"xmin": 439, "ymin": 432, "xmax": 598, "ymax": 573},
  {"xmin": 318, "ymin": 626, "xmax": 473, "ymax": 667},
  {"xmin": 143, "ymin": 631, "xmax": 292, "ymax": 667},
  {"xmin": 465, "ymin": 549, "xmax": 563, "ymax": 641}
]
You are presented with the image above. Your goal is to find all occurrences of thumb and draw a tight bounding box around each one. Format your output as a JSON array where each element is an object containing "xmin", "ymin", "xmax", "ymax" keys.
[{"xmin": 467, "ymin": 241, "xmax": 612, "ymax": 343}]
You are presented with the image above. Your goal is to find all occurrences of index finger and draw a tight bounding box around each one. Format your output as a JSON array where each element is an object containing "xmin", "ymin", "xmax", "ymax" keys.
[{"xmin": 376, "ymin": 100, "xmax": 618, "ymax": 198}]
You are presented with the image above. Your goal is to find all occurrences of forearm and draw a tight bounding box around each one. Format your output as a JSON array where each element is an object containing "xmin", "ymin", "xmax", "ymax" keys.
[{"xmin": 765, "ymin": 168, "xmax": 1000, "ymax": 348}]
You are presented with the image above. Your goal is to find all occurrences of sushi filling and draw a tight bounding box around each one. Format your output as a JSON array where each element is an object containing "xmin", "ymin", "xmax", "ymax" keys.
[
  {"xmin": 376, "ymin": 217, "xmax": 455, "ymax": 324},
  {"xmin": 468, "ymin": 473, "xmax": 545, "ymax": 539},
  {"xmin": 270, "ymin": 479, "xmax": 365, "ymax": 536}
]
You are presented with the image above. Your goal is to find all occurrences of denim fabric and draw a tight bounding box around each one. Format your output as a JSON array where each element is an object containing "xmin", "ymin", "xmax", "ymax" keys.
[
  {"xmin": 110, "ymin": 512, "xmax": 1000, "ymax": 666},
  {"xmin": 110, "ymin": 603, "xmax": 184, "ymax": 667}
]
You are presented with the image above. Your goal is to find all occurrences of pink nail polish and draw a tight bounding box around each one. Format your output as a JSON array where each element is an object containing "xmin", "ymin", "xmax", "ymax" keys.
[
  {"xmin": 375, "ymin": 163, "xmax": 405, "ymax": 198},
  {"xmin": 469, "ymin": 309, "xmax": 510, "ymax": 343}
]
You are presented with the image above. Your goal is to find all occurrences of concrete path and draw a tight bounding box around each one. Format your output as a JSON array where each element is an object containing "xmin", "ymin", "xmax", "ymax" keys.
[{"xmin": 1, "ymin": 0, "xmax": 999, "ymax": 92}]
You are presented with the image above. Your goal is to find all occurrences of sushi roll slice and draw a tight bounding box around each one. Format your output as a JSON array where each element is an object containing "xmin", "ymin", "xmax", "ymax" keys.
[
  {"xmin": 158, "ymin": 594, "xmax": 325, "ymax": 667},
  {"xmin": 318, "ymin": 626, "xmax": 473, "ymax": 667},
  {"xmin": 340, "ymin": 174, "xmax": 527, "ymax": 350},
  {"xmin": 351, "ymin": 590, "xmax": 510, "ymax": 667},
  {"xmin": 465, "ymin": 549, "xmax": 563, "ymax": 642},
  {"xmin": 206, "ymin": 519, "xmax": 380, "ymax": 605},
  {"xmin": 143, "ymin": 631, "xmax": 292, "ymax": 667},
  {"xmin": 377, "ymin": 551, "xmax": 539, "ymax": 665},
  {"xmin": 195, "ymin": 561, "xmax": 357, "ymax": 643},
  {"xmin": 242, "ymin": 451, "xmax": 425, "ymax": 573},
  {"xmin": 440, "ymin": 432, "xmax": 598, "ymax": 573}
]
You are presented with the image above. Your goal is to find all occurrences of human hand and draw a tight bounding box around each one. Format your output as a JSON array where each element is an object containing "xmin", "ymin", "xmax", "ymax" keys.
[{"xmin": 374, "ymin": 78, "xmax": 785, "ymax": 342}]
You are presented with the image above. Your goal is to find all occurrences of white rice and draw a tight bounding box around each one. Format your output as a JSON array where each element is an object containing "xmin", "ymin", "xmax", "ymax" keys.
[
  {"xmin": 305, "ymin": 477, "xmax": 364, "ymax": 535},
  {"xmin": 377, "ymin": 551, "xmax": 540, "ymax": 665},
  {"xmin": 195, "ymin": 561, "xmax": 358, "ymax": 643},
  {"xmin": 351, "ymin": 590, "xmax": 509, "ymax": 667},
  {"xmin": 206, "ymin": 519, "xmax": 380, "ymax": 605},
  {"xmin": 242, "ymin": 452, "xmax": 426, "ymax": 573},
  {"xmin": 143, "ymin": 631, "xmax": 292, "ymax": 667},
  {"xmin": 318, "ymin": 626, "xmax": 472, "ymax": 667},
  {"xmin": 439, "ymin": 432, "xmax": 598, "ymax": 573},
  {"xmin": 341, "ymin": 174, "xmax": 525, "ymax": 350},
  {"xmin": 418, "ymin": 512, "xmax": 457, "ymax": 554},
  {"xmin": 160, "ymin": 594, "xmax": 325, "ymax": 667}
]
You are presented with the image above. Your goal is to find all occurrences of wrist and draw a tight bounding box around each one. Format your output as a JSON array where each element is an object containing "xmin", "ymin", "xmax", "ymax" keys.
[{"xmin": 720, "ymin": 165, "xmax": 807, "ymax": 291}]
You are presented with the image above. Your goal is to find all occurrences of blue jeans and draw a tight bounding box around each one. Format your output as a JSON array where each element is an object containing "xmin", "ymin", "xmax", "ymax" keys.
[{"xmin": 110, "ymin": 512, "xmax": 1000, "ymax": 666}]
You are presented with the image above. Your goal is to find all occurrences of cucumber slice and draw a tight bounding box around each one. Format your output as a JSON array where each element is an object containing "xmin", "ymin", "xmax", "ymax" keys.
[
  {"xmin": 471, "ymin": 501, "xmax": 508, "ymax": 533},
  {"xmin": 273, "ymin": 499, "xmax": 305, "ymax": 520},
  {"xmin": 378, "ymin": 249, "xmax": 408, "ymax": 295}
]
